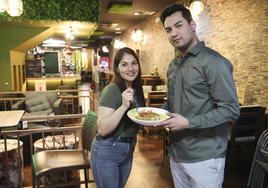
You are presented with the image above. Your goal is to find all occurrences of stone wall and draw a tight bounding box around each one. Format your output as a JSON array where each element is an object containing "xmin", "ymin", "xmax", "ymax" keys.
[
  {"xmin": 118, "ymin": 13, "xmax": 175, "ymax": 81},
  {"xmin": 115, "ymin": 0, "xmax": 268, "ymax": 108}
]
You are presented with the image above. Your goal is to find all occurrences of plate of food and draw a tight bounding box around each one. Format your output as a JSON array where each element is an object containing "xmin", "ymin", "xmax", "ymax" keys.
[{"xmin": 127, "ymin": 107, "xmax": 170, "ymax": 126}]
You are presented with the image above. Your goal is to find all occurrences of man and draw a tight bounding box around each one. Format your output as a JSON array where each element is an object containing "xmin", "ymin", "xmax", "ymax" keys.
[{"xmin": 155, "ymin": 4, "xmax": 240, "ymax": 188}]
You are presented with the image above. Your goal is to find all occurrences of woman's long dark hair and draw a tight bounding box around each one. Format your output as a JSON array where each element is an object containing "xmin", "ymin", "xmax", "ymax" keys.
[{"xmin": 112, "ymin": 47, "xmax": 145, "ymax": 107}]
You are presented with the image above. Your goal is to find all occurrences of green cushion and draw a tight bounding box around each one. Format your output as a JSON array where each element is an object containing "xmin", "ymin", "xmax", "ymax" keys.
[
  {"xmin": 82, "ymin": 111, "xmax": 98, "ymax": 150},
  {"xmin": 25, "ymin": 91, "xmax": 57, "ymax": 106},
  {"xmin": 25, "ymin": 96, "xmax": 53, "ymax": 114}
]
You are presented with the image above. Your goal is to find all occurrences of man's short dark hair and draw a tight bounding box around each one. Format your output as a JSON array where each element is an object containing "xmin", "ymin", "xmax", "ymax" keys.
[{"xmin": 160, "ymin": 3, "xmax": 193, "ymax": 24}]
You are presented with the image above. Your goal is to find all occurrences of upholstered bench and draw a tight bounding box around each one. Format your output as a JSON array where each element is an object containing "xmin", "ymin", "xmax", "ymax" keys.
[{"xmin": 12, "ymin": 91, "xmax": 63, "ymax": 117}]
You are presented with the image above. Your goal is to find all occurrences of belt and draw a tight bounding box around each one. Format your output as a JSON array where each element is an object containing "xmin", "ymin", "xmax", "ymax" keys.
[{"xmin": 95, "ymin": 135, "xmax": 134, "ymax": 143}]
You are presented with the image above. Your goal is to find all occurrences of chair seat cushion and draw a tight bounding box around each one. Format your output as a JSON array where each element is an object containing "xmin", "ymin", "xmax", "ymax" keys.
[{"xmin": 25, "ymin": 96, "xmax": 53, "ymax": 115}]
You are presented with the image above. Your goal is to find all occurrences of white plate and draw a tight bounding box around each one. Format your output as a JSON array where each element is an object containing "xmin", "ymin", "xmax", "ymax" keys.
[{"xmin": 127, "ymin": 107, "xmax": 170, "ymax": 126}]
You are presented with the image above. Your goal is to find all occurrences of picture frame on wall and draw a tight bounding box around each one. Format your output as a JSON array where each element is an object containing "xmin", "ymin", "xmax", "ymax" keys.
[{"xmin": 99, "ymin": 57, "xmax": 110, "ymax": 70}]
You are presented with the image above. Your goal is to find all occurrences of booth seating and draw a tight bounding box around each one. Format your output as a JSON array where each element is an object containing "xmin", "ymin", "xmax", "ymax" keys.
[{"xmin": 12, "ymin": 91, "xmax": 63, "ymax": 118}]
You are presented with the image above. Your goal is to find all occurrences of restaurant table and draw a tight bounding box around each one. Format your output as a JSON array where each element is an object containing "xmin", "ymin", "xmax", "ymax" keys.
[
  {"xmin": 0, "ymin": 110, "xmax": 24, "ymax": 132},
  {"xmin": 0, "ymin": 139, "xmax": 24, "ymax": 188},
  {"xmin": 1, "ymin": 121, "xmax": 48, "ymax": 165}
]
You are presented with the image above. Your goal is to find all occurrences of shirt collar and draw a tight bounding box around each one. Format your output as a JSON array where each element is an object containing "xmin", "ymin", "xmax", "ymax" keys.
[
  {"xmin": 188, "ymin": 41, "xmax": 205, "ymax": 56},
  {"xmin": 174, "ymin": 41, "xmax": 205, "ymax": 65}
]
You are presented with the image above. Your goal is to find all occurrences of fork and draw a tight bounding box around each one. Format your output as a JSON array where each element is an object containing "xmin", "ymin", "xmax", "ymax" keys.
[{"xmin": 133, "ymin": 89, "xmax": 140, "ymax": 114}]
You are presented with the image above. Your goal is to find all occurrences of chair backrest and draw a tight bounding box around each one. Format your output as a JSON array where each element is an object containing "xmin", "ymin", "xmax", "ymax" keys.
[
  {"xmin": 156, "ymin": 85, "xmax": 167, "ymax": 92},
  {"xmin": 25, "ymin": 91, "xmax": 58, "ymax": 105},
  {"xmin": 82, "ymin": 110, "xmax": 98, "ymax": 150},
  {"xmin": 147, "ymin": 91, "xmax": 167, "ymax": 108},
  {"xmin": 233, "ymin": 105, "xmax": 266, "ymax": 142},
  {"xmin": 142, "ymin": 85, "xmax": 152, "ymax": 99},
  {"xmin": 247, "ymin": 129, "xmax": 268, "ymax": 188}
]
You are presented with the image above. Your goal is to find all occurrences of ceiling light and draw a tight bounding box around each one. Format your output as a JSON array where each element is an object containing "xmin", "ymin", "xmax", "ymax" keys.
[
  {"xmin": 1, "ymin": 0, "xmax": 23, "ymax": 16},
  {"xmin": 134, "ymin": 11, "xmax": 142, "ymax": 16},
  {"xmin": 42, "ymin": 43, "xmax": 67, "ymax": 48},
  {"xmin": 111, "ymin": 23, "xmax": 119, "ymax": 28},
  {"xmin": 65, "ymin": 32, "xmax": 72, "ymax": 39},
  {"xmin": 115, "ymin": 27, "xmax": 121, "ymax": 31},
  {"xmin": 100, "ymin": 23, "xmax": 111, "ymax": 27},
  {"xmin": 43, "ymin": 38, "xmax": 66, "ymax": 44},
  {"xmin": 65, "ymin": 26, "xmax": 74, "ymax": 39},
  {"xmin": 113, "ymin": 39, "xmax": 126, "ymax": 49},
  {"xmin": 115, "ymin": 31, "xmax": 122, "ymax": 34},
  {"xmin": 144, "ymin": 11, "xmax": 156, "ymax": 16}
]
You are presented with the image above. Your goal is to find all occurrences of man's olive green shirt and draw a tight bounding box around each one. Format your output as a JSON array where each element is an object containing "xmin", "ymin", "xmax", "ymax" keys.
[{"xmin": 165, "ymin": 42, "xmax": 240, "ymax": 162}]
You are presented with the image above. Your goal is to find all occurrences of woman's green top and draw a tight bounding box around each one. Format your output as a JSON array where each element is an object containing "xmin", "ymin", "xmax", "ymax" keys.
[{"xmin": 98, "ymin": 83, "xmax": 139, "ymax": 138}]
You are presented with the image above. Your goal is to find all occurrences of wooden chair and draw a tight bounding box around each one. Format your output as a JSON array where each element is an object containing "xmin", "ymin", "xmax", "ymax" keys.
[
  {"xmin": 227, "ymin": 105, "xmax": 266, "ymax": 169},
  {"xmin": 142, "ymin": 85, "xmax": 152, "ymax": 102},
  {"xmin": 247, "ymin": 129, "xmax": 268, "ymax": 188},
  {"xmin": 156, "ymin": 85, "xmax": 167, "ymax": 92},
  {"xmin": 147, "ymin": 91, "xmax": 167, "ymax": 108},
  {"xmin": 143, "ymin": 91, "xmax": 167, "ymax": 136},
  {"xmin": 32, "ymin": 111, "xmax": 98, "ymax": 188}
]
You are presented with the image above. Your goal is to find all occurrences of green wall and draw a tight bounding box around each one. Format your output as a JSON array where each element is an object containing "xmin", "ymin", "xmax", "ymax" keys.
[{"xmin": 0, "ymin": 24, "xmax": 47, "ymax": 91}]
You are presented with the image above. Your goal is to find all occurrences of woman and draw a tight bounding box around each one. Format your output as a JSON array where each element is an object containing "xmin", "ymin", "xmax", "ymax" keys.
[{"xmin": 90, "ymin": 47, "xmax": 145, "ymax": 188}]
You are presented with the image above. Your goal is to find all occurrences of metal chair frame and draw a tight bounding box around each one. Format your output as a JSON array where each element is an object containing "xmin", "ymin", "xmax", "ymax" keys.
[
  {"xmin": 227, "ymin": 106, "xmax": 266, "ymax": 169},
  {"xmin": 247, "ymin": 129, "xmax": 268, "ymax": 188}
]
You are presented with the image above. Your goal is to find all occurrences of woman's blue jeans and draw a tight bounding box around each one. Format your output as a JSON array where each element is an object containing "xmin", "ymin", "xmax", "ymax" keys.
[{"xmin": 90, "ymin": 136, "xmax": 136, "ymax": 188}]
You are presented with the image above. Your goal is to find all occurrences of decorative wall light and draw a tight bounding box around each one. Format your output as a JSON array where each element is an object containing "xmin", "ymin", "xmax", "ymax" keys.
[
  {"xmin": 102, "ymin": 45, "xmax": 109, "ymax": 53},
  {"xmin": 0, "ymin": 0, "xmax": 23, "ymax": 17},
  {"xmin": 131, "ymin": 29, "xmax": 144, "ymax": 43},
  {"xmin": 113, "ymin": 39, "xmax": 126, "ymax": 49},
  {"xmin": 189, "ymin": 0, "xmax": 205, "ymax": 15}
]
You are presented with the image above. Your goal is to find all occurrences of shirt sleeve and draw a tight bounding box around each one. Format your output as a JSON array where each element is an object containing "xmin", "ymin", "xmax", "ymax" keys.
[
  {"xmin": 99, "ymin": 84, "xmax": 122, "ymax": 109},
  {"xmin": 188, "ymin": 59, "xmax": 240, "ymax": 129}
]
